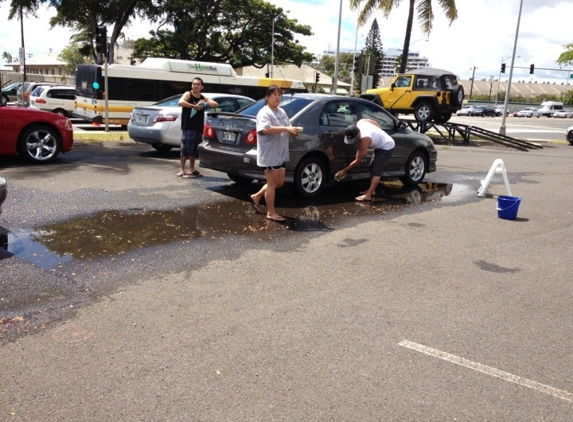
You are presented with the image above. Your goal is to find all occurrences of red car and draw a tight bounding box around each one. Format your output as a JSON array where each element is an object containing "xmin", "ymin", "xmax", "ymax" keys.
[{"xmin": 0, "ymin": 104, "xmax": 73, "ymax": 163}]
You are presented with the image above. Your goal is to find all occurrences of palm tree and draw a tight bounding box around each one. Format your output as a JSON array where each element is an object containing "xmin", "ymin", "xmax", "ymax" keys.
[
  {"xmin": 2, "ymin": 52, "xmax": 14, "ymax": 63},
  {"xmin": 350, "ymin": 0, "xmax": 458, "ymax": 73}
]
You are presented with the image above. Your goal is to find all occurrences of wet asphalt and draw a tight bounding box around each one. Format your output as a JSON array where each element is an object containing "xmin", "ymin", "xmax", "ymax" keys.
[{"xmin": 0, "ymin": 140, "xmax": 572, "ymax": 420}]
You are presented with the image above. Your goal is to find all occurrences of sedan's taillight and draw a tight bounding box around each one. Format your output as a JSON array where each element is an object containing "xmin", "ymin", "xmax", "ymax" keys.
[
  {"xmin": 245, "ymin": 129, "xmax": 257, "ymax": 144},
  {"xmin": 204, "ymin": 123, "xmax": 214, "ymax": 138},
  {"xmin": 152, "ymin": 114, "xmax": 178, "ymax": 123}
]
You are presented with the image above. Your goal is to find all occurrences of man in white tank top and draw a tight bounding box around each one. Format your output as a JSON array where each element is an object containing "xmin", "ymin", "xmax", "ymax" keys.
[{"xmin": 336, "ymin": 119, "xmax": 395, "ymax": 202}]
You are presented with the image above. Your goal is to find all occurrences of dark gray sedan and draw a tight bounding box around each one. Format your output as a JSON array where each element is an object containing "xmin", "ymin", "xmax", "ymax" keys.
[{"xmin": 198, "ymin": 93, "xmax": 438, "ymax": 197}]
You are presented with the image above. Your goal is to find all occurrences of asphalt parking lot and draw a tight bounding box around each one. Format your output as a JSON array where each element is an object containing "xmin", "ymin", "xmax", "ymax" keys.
[{"xmin": 0, "ymin": 140, "xmax": 572, "ymax": 420}]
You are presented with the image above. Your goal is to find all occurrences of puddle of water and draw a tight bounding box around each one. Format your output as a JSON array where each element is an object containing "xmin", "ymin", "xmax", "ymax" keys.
[{"xmin": 4, "ymin": 182, "xmax": 453, "ymax": 270}]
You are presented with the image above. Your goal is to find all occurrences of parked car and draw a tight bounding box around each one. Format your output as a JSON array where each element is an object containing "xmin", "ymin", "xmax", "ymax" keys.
[
  {"xmin": 16, "ymin": 81, "xmax": 59, "ymax": 107},
  {"xmin": 456, "ymin": 105, "xmax": 475, "ymax": 116},
  {"xmin": 1, "ymin": 82, "xmax": 22, "ymax": 104},
  {"xmin": 551, "ymin": 109, "xmax": 573, "ymax": 119},
  {"xmin": 566, "ymin": 125, "xmax": 573, "ymax": 145},
  {"xmin": 468, "ymin": 106, "xmax": 496, "ymax": 117},
  {"xmin": 494, "ymin": 105, "xmax": 508, "ymax": 116},
  {"xmin": 0, "ymin": 103, "xmax": 74, "ymax": 163},
  {"xmin": 198, "ymin": 93, "xmax": 437, "ymax": 197},
  {"xmin": 515, "ymin": 107, "xmax": 540, "ymax": 118},
  {"xmin": 128, "ymin": 93, "xmax": 255, "ymax": 152},
  {"xmin": 29, "ymin": 85, "xmax": 76, "ymax": 117},
  {"xmin": 0, "ymin": 176, "xmax": 6, "ymax": 215}
]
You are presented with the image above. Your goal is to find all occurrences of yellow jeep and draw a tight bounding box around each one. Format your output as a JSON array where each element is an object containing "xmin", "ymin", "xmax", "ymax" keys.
[{"xmin": 362, "ymin": 68, "xmax": 464, "ymax": 123}]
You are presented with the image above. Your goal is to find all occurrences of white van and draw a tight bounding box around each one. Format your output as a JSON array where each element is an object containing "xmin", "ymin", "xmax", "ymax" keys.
[
  {"xmin": 539, "ymin": 101, "xmax": 563, "ymax": 117},
  {"xmin": 29, "ymin": 85, "xmax": 76, "ymax": 117}
]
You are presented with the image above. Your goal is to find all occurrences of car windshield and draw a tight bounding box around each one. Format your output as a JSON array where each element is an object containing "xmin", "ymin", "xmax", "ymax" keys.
[{"xmin": 238, "ymin": 96, "xmax": 314, "ymax": 118}]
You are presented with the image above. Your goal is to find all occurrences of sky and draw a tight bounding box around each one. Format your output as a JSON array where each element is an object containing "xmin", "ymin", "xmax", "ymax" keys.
[{"xmin": 1, "ymin": 0, "xmax": 573, "ymax": 84}]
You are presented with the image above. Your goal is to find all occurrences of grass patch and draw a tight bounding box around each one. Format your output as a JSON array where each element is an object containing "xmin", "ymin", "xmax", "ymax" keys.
[{"xmin": 74, "ymin": 132, "xmax": 130, "ymax": 142}]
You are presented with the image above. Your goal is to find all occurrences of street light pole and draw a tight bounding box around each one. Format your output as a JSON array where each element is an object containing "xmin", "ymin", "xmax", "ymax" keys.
[
  {"xmin": 271, "ymin": 11, "xmax": 288, "ymax": 78},
  {"xmin": 500, "ymin": 0, "xmax": 524, "ymax": 136},
  {"xmin": 331, "ymin": 0, "xmax": 343, "ymax": 95}
]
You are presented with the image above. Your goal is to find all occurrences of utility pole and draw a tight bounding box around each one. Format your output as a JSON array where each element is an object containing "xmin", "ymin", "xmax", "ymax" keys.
[{"xmin": 469, "ymin": 66, "xmax": 477, "ymax": 100}]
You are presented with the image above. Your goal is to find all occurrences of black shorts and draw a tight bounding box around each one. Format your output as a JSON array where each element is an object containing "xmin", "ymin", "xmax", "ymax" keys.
[
  {"xmin": 263, "ymin": 162, "xmax": 286, "ymax": 171},
  {"xmin": 370, "ymin": 148, "xmax": 393, "ymax": 177}
]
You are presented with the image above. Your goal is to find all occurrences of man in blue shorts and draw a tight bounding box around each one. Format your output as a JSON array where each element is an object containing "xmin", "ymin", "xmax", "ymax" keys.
[{"xmin": 177, "ymin": 77, "xmax": 218, "ymax": 178}]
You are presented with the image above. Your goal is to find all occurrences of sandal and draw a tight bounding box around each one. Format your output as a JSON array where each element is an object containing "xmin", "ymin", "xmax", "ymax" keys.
[
  {"xmin": 266, "ymin": 215, "xmax": 286, "ymax": 222},
  {"xmin": 189, "ymin": 170, "xmax": 203, "ymax": 177},
  {"xmin": 355, "ymin": 194, "xmax": 374, "ymax": 202},
  {"xmin": 248, "ymin": 195, "xmax": 263, "ymax": 214},
  {"xmin": 176, "ymin": 171, "xmax": 187, "ymax": 177}
]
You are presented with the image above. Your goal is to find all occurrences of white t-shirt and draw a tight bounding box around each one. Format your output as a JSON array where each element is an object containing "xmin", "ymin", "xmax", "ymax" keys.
[
  {"xmin": 357, "ymin": 120, "xmax": 395, "ymax": 150},
  {"xmin": 255, "ymin": 105, "xmax": 291, "ymax": 167}
]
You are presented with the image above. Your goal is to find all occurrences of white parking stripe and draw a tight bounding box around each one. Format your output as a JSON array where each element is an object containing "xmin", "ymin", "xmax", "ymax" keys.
[{"xmin": 399, "ymin": 340, "xmax": 573, "ymax": 403}]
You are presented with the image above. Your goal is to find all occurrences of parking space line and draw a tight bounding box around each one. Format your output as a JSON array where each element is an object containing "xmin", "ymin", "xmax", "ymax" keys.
[{"xmin": 399, "ymin": 340, "xmax": 573, "ymax": 403}]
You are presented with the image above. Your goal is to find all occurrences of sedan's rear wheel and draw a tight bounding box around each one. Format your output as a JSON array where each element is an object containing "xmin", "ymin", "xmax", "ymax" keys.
[
  {"xmin": 0, "ymin": 94, "xmax": 8, "ymax": 105},
  {"xmin": 414, "ymin": 102, "xmax": 435, "ymax": 122},
  {"xmin": 399, "ymin": 151, "xmax": 427, "ymax": 185},
  {"xmin": 18, "ymin": 125, "xmax": 61, "ymax": 163},
  {"xmin": 294, "ymin": 156, "xmax": 327, "ymax": 197}
]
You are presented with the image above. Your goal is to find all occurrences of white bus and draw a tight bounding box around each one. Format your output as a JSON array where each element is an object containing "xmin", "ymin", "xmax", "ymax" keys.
[{"xmin": 73, "ymin": 57, "xmax": 308, "ymax": 126}]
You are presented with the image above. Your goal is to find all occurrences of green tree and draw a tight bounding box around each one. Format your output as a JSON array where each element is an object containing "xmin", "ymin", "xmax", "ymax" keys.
[
  {"xmin": 58, "ymin": 43, "xmax": 85, "ymax": 75},
  {"xmin": 357, "ymin": 18, "xmax": 383, "ymax": 90},
  {"xmin": 2, "ymin": 52, "xmax": 14, "ymax": 63},
  {"xmin": 318, "ymin": 53, "xmax": 353, "ymax": 83},
  {"xmin": 131, "ymin": 0, "xmax": 313, "ymax": 69},
  {"xmin": 350, "ymin": 0, "xmax": 457, "ymax": 74},
  {"xmin": 5, "ymin": 0, "xmax": 147, "ymax": 64},
  {"xmin": 557, "ymin": 43, "xmax": 573, "ymax": 67}
]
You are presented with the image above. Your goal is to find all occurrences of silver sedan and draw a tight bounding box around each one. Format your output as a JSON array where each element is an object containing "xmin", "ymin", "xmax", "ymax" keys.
[{"xmin": 128, "ymin": 93, "xmax": 255, "ymax": 152}]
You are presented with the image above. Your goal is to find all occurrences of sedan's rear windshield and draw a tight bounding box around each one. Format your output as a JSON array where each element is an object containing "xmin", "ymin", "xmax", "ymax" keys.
[{"xmin": 239, "ymin": 96, "xmax": 314, "ymax": 119}]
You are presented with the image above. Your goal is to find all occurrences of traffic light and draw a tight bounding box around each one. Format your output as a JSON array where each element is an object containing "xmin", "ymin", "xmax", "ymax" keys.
[
  {"xmin": 353, "ymin": 54, "xmax": 362, "ymax": 74},
  {"xmin": 315, "ymin": 72, "xmax": 320, "ymax": 83},
  {"xmin": 529, "ymin": 63, "xmax": 535, "ymax": 74},
  {"xmin": 501, "ymin": 63, "xmax": 506, "ymax": 73},
  {"xmin": 95, "ymin": 26, "xmax": 107, "ymax": 55}
]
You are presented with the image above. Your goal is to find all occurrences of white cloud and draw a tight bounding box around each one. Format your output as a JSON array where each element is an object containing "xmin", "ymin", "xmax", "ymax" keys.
[{"xmin": 1, "ymin": 1, "xmax": 572, "ymax": 84}]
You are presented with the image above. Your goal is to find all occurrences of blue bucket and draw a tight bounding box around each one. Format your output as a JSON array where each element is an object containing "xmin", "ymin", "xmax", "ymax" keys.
[{"xmin": 497, "ymin": 195, "xmax": 521, "ymax": 220}]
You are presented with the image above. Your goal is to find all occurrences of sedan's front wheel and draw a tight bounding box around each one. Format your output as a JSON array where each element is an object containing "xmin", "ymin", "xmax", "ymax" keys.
[
  {"xmin": 18, "ymin": 125, "xmax": 61, "ymax": 163},
  {"xmin": 567, "ymin": 130, "xmax": 573, "ymax": 146},
  {"xmin": 399, "ymin": 151, "xmax": 427, "ymax": 185},
  {"xmin": 294, "ymin": 156, "xmax": 327, "ymax": 197}
]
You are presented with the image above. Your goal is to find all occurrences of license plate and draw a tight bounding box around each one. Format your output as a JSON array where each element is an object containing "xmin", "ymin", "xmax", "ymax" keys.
[
  {"xmin": 135, "ymin": 114, "xmax": 148, "ymax": 124},
  {"xmin": 222, "ymin": 131, "xmax": 236, "ymax": 143}
]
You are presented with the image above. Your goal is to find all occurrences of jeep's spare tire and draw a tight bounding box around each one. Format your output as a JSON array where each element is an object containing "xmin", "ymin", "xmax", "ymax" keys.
[{"xmin": 451, "ymin": 85, "xmax": 464, "ymax": 106}]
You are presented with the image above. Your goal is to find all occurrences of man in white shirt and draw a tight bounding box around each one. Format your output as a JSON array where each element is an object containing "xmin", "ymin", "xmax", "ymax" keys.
[{"xmin": 336, "ymin": 119, "xmax": 395, "ymax": 202}]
